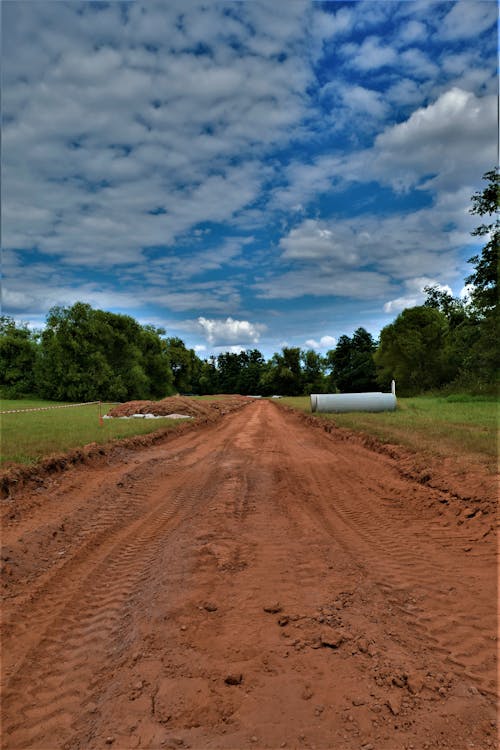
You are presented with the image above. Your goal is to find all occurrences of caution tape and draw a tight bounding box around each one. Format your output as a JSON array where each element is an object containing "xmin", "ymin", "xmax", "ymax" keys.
[{"xmin": 0, "ymin": 401, "xmax": 101, "ymax": 415}]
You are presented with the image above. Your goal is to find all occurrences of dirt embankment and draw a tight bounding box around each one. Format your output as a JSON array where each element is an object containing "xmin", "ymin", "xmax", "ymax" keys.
[
  {"xmin": 0, "ymin": 395, "xmax": 252, "ymax": 500},
  {"xmin": 1, "ymin": 399, "xmax": 497, "ymax": 750}
]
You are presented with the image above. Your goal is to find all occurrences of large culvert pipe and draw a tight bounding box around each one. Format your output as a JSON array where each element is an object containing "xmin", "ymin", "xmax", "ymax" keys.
[{"xmin": 310, "ymin": 391, "xmax": 397, "ymax": 413}]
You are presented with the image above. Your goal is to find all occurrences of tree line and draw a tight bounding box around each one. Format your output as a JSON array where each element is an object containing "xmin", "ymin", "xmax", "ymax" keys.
[{"xmin": 1, "ymin": 170, "xmax": 497, "ymax": 400}]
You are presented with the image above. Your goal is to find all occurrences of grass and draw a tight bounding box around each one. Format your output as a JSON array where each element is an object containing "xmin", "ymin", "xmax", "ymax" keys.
[
  {"xmin": 278, "ymin": 395, "xmax": 499, "ymax": 471},
  {"xmin": 0, "ymin": 398, "xmax": 184, "ymax": 466}
]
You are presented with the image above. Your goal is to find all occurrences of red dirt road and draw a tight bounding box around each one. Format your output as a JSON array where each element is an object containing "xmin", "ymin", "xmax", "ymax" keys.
[{"xmin": 1, "ymin": 400, "xmax": 497, "ymax": 750}]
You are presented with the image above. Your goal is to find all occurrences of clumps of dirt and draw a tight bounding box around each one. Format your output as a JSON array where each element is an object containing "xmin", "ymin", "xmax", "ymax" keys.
[{"xmin": 107, "ymin": 395, "xmax": 248, "ymax": 420}]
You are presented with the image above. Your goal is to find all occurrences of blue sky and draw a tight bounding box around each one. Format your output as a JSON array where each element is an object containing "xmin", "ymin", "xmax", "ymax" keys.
[{"xmin": 2, "ymin": 1, "xmax": 497, "ymax": 358}]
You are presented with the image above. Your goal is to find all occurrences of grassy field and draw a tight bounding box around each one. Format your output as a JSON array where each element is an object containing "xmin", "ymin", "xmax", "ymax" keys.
[
  {"xmin": 278, "ymin": 395, "xmax": 498, "ymax": 470},
  {"xmin": 0, "ymin": 399, "xmax": 184, "ymax": 466}
]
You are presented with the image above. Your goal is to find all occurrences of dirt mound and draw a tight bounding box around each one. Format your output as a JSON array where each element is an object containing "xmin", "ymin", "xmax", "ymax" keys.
[{"xmin": 108, "ymin": 395, "xmax": 250, "ymax": 419}]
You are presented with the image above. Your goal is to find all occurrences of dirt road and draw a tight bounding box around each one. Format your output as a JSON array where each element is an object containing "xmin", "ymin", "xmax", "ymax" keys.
[{"xmin": 1, "ymin": 400, "xmax": 497, "ymax": 750}]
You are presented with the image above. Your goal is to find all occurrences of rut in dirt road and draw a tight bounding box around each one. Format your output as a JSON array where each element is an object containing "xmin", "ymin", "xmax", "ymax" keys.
[{"xmin": 1, "ymin": 399, "xmax": 497, "ymax": 750}]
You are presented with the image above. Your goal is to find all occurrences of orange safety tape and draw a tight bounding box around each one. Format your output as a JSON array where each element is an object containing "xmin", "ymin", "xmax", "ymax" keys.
[{"xmin": 0, "ymin": 401, "xmax": 102, "ymax": 414}]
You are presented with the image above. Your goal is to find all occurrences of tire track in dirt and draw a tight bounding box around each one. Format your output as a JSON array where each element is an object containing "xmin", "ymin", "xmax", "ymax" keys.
[
  {"xmin": 1, "ymin": 399, "xmax": 496, "ymax": 750},
  {"xmin": 2, "ymin": 422, "xmax": 252, "ymax": 749},
  {"xmin": 267, "ymin": 405, "xmax": 497, "ymax": 697}
]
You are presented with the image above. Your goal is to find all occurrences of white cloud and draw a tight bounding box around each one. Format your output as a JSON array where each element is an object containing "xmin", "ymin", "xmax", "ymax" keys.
[
  {"xmin": 2, "ymin": 2, "xmax": 317, "ymax": 266},
  {"xmin": 272, "ymin": 88, "xmax": 496, "ymax": 215},
  {"xmin": 314, "ymin": 6, "xmax": 354, "ymax": 38},
  {"xmin": 194, "ymin": 344, "xmax": 206, "ymax": 353},
  {"xmin": 279, "ymin": 219, "xmax": 359, "ymax": 264},
  {"xmin": 400, "ymin": 48, "xmax": 439, "ymax": 80},
  {"xmin": 383, "ymin": 278, "xmax": 453, "ymax": 314},
  {"xmin": 370, "ymin": 88, "xmax": 497, "ymax": 192},
  {"xmin": 345, "ymin": 36, "xmax": 397, "ymax": 71},
  {"xmin": 305, "ymin": 335, "xmax": 337, "ymax": 350},
  {"xmin": 255, "ymin": 268, "xmax": 391, "ymax": 301},
  {"xmin": 438, "ymin": 2, "xmax": 497, "ymax": 40},
  {"xmin": 197, "ymin": 317, "xmax": 266, "ymax": 346},
  {"xmin": 398, "ymin": 19, "xmax": 427, "ymax": 45},
  {"xmin": 320, "ymin": 82, "xmax": 388, "ymax": 123}
]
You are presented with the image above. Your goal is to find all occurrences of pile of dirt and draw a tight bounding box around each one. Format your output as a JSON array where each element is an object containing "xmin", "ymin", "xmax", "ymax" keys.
[{"xmin": 107, "ymin": 395, "xmax": 250, "ymax": 419}]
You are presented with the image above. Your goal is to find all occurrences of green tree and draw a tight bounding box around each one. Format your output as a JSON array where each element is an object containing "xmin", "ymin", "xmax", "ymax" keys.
[
  {"xmin": 267, "ymin": 347, "xmax": 303, "ymax": 396},
  {"xmin": 165, "ymin": 337, "xmax": 200, "ymax": 394},
  {"xmin": 326, "ymin": 328, "xmax": 378, "ymax": 392},
  {"xmin": 197, "ymin": 357, "xmax": 219, "ymax": 394},
  {"xmin": 217, "ymin": 351, "xmax": 242, "ymax": 393},
  {"xmin": 0, "ymin": 316, "xmax": 38, "ymax": 397},
  {"xmin": 140, "ymin": 325, "xmax": 175, "ymax": 398},
  {"xmin": 236, "ymin": 349, "xmax": 265, "ymax": 395},
  {"xmin": 374, "ymin": 306, "xmax": 449, "ymax": 395},
  {"xmin": 461, "ymin": 169, "xmax": 499, "ymax": 389},
  {"xmin": 301, "ymin": 349, "xmax": 327, "ymax": 394},
  {"xmin": 36, "ymin": 303, "xmax": 174, "ymax": 401},
  {"xmin": 466, "ymin": 168, "xmax": 499, "ymax": 314}
]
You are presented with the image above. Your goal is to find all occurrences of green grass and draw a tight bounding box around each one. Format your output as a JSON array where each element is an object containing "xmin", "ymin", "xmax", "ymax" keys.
[
  {"xmin": 0, "ymin": 398, "xmax": 184, "ymax": 466},
  {"xmin": 278, "ymin": 395, "xmax": 499, "ymax": 470}
]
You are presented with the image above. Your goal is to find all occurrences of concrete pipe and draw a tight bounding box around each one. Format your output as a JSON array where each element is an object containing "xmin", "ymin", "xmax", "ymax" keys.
[{"xmin": 310, "ymin": 392, "xmax": 397, "ymax": 413}]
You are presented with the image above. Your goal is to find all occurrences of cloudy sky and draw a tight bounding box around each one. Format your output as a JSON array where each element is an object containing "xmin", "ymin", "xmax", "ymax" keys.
[{"xmin": 2, "ymin": 1, "xmax": 497, "ymax": 357}]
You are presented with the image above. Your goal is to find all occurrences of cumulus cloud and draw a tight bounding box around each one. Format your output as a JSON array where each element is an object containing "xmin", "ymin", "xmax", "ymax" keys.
[
  {"xmin": 369, "ymin": 88, "xmax": 496, "ymax": 192},
  {"xmin": 344, "ymin": 36, "xmax": 398, "ymax": 71},
  {"xmin": 383, "ymin": 278, "xmax": 453, "ymax": 314},
  {"xmin": 305, "ymin": 335, "xmax": 337, "ymax": 350},
  {"xmin": 197, "ymin": 317, "xmax": 266, "ymax": 346},
  {"xmin": 438, "ymin": 1, "xmax": 497, "ymax": 41},
  {"xmin": 398, "ymin": 19, "xmax": 427, "ymax": 45},
  {"xmin": 273, "ymin": 87, "xmax": 496, "ymax": 215},
  {"xmin": 255, "ymin": 269, "xmax": 391, "ymax": 301},
  {"xmin": 279, "ymin": 219, "xmax": 359, "ymax": 264},
  {"xmin": 2, "ymin": 1, "xmax": 318, "ymax": 266}
]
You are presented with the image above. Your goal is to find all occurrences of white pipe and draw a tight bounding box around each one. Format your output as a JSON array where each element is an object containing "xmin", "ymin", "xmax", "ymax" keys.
[{"xmin": 310, "ymin": 392, "xmax": 397, "ymax": 413}]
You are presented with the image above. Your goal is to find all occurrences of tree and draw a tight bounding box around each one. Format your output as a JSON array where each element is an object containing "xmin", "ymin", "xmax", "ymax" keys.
[
  {"xmin": 36, "ymin": 303, "xmax": 175, "ymax": 401},
  {"xmin": 236, "ymin": 349, "xmax": 265, "ymax": 395},
  {"xmin": 197, "ymin": 357, "xmax": 219, "ymax": 394},
  {"xmin": 273, "ymin": 347, "xmax": 304, "ymax": 395},
  {"xmin": 164, "ymin": 337, "xmax": 200, "ymax": 394},
  {"xmin": 466, "ymin": 168, "xmax": 499, "ymax": 314},
  {"xmin": 0, "ymin": 316, "xmax": 38, "ymax": 397},
  {"xmin": 301, "ymin": 349, "xmax": 327, "ymax": 394},
  {"xmin": 140, "ymin": 325, "xmax": 175, "ymax": 398},
  {"xmin": 374, "ymin": 306, "xmax": 449, "ymax": 394},
  {"xmin": 217, "ymin": 351, "xmax": 242, "ymax": 393},
  {"xmin": 326, "ymin": 328, "xmax": 378, "ymax": 392}
]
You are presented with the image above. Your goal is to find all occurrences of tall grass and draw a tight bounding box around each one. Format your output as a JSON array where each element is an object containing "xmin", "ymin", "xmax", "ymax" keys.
[
  {"xmin": 278, "ymin": 395, "xmax": 498, "ymax": 471},
  {"xmin": 0, "ymin": 399, "xmax": 183, "ymax": 466}
]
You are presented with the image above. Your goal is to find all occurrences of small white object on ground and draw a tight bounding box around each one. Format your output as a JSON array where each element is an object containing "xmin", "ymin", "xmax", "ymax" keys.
[{"xmin": 106, "ymin": 412, "xmax": 193, "ymax": 420}]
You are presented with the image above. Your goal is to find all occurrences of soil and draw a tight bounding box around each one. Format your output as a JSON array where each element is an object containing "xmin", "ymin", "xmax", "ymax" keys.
[
  {"xmin": 1, "ymin": 399, "xmax": 497, "ymax": 750},
  {"xmin": 107, "ymin": 395, "xmax": 248, "ymax": 419}
]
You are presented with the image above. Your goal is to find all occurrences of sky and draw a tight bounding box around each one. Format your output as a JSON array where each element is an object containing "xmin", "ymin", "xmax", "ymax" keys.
[{"xmin": 2, "ymin": 0, "xmax": 498, "ymax": 359}]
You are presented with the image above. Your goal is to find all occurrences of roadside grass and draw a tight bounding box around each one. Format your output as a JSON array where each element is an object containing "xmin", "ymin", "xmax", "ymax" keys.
[
  {"xmin": 278, "ymin": 395, "xmax": 499, "ymax": 471},
  {"xmin": 0, "ymin": 399, "xmax": 183, "ymax": 466}
]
